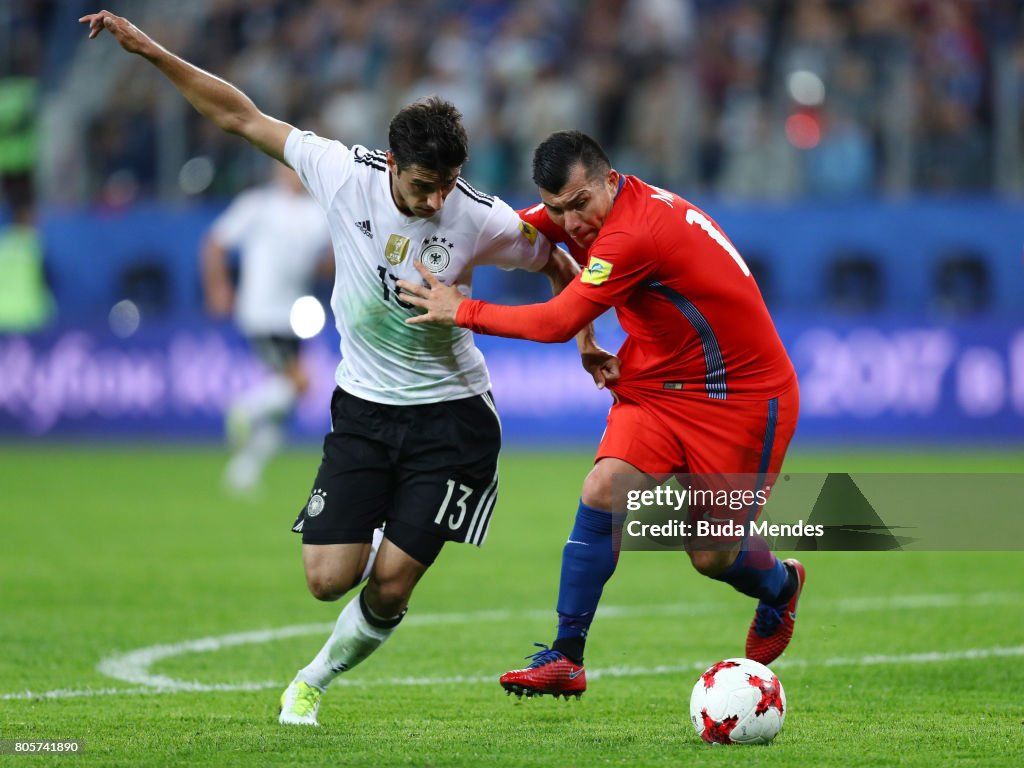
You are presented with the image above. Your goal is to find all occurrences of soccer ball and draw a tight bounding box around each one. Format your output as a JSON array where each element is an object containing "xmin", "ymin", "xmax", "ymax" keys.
[{"xmin": 689, "ymin": 658, "xmax": 786, "ymax": 745}]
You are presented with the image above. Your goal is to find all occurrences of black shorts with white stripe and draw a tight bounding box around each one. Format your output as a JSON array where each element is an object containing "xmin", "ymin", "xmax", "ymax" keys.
[{"xmin": 292, "ymin": 387, "xmax": 501, "ymax": 566}]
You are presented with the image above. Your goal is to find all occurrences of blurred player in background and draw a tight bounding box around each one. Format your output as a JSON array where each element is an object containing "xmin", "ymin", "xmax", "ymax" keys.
[
  {"xmin": 81, "ymin": 11, "xmax": 611, "ymax": 726},
  {"xmin": 0, "ymin": 195, "xmax": 54, "ymax": 333},
  {"xmin": 401, "ymin": 130, "xmax": 805, "ymax": 699},
  {"xmin": 200, "ymin": 163, "xmax": 332, "ymax": 494}
]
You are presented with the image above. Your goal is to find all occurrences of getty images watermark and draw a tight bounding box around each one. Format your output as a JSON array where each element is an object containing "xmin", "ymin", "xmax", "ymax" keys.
[
  {"xmin": 625, "ymin": 484, "xmax": 823, "ymax": 541},
  {"xmin": 616, "ymin": 473, "xmax": 1024, "ymax": 551}
]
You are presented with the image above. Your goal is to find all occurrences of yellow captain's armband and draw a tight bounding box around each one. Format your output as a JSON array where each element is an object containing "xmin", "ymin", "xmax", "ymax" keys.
[{"xmin": 519, "ymin": 221, "xmax": 538, "ymax": 244}]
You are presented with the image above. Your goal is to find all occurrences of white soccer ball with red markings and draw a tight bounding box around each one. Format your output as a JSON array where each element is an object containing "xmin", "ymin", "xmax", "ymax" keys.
[{"xmin": 689, "ymin": 658, "xmax": 786, "ymax": 745}]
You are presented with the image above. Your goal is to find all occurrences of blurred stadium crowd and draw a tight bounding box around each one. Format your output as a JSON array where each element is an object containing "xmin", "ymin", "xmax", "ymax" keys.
[
  {"xmin": 3, "ymin": 0, "xmax": 1024, "ymax": 208},
  {"xmin": 0, "ymin": 2, "xmax": 1021, "ymax": 441}
]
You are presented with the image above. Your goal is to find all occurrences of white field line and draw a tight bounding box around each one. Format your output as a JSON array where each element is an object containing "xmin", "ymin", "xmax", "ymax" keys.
[
  {"xmin": 1, "ymin": 592, "xmax": 1021, "ymax": 702},
  {"xmin": 6, "ymin": 645, "xmax": 1024, "ymax": 702}
]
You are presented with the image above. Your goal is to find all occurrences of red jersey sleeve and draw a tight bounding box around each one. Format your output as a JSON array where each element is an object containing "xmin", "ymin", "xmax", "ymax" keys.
[
  {"xmin": 565, "ymin": 226, "xmax": 658, "ymax": 308},
  {"xmin": 517, "ymin": 203, "xmax": 589, "ymax": 267},
  {"xmin": 456, "ymin": 289, "xmax": 606, "ymax": 343}
]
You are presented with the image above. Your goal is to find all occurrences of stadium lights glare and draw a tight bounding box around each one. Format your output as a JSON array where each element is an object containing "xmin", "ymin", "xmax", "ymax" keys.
[
  {"xmin": 290, "ymin": 296, "xmax": 326, "ymax": 339},
  {"xmin": 787, "ymin": 69, "xmax": 826, "ymax": 107},
  {"xmin": 179, "ymin": 156, "xmax": 215, "ymax": 195},
  {"xmin": 784, "ymin": 112, "xmax": 822, "ymax": 150},
  {"xmin": 109, "ymin": 299, "xmax": 141, "ymax": 338}
]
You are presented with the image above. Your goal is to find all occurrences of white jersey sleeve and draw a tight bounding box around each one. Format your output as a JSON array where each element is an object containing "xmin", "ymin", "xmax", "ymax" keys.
[
  {"xmin": 284, "ymin": 129, "xmax": 354, "ymax": 209},
  {"xmin": 456, "ymin": 189, "xmax": 553, "ymax": 273}
]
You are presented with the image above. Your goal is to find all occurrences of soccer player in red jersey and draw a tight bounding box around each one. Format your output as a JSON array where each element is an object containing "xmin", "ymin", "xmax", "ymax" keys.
[{"xmin": 400, "ymin": 131, "xmax": 805, "ymax": 698}]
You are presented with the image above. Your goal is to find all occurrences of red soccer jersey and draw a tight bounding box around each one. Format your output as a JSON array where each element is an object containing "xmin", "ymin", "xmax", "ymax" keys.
[{"xmin": 468, "ymin": 176, "xmax": 796, "ymax": 400}]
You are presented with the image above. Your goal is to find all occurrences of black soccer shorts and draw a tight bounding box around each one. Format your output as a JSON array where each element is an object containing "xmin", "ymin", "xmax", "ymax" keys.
[
  {"xmin": 291, "ymin": 387, "xmax": 501, "ymax": 566},
  {"xmin": 250, "ymin": 334, "xmax": 301, "ymax": 373}
]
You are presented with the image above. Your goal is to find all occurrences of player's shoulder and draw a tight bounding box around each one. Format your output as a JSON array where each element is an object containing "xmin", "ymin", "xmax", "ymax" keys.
[
  {"xmin": 452, "ymin": 177, "xmax": 496, "ymax": 209},
  {"xmin": 517, "ymin": 201, "xmax": 548, "ymax": 224},
  {"xmin": 443, "ymin": 177, "xmax": 504, "ymax": 230},
  {"xmin": 517, "ymin": 202, "xmax": 589, "ymax": 266},
  {"xmin": 516, "ymin": 201, "xmax": 558, "ymax": 237},
  {"xmin": 597, "ymin": 176, "xmax": 663, "ymax": 237},
  {"xmin": 584, "ymin": 178, "xmax": 666, "ymax": 258},
  {"xmin": 350, "ymin": 145, "xmax": 389, "ymax": 174},
  {"xmin": 515, "ymin": 200, "xmax": 561, "ymax": 236},
  {"xmin": 290, "ymin": 128, "xmax": 341, "ymax": 153},
  {"xmin": 290, "ymin": 130, "xmax": 382, "ymax": 167},
  {"xmin": 616, "ymin": 175, "xmax": 707, "ymax": 237},
  {"xmin": 619, "ymin": 175, "xmax": 691, "ymax": 212}
]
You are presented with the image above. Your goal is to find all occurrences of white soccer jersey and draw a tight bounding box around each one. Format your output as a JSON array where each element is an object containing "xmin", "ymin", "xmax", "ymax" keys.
[
  {"xmin": 211, "ymin": 184, "xmax": 330, "ymax": 336},
  {"xmin": 284, "ymin": 128, "xmax": 552, "ymax": 405}
]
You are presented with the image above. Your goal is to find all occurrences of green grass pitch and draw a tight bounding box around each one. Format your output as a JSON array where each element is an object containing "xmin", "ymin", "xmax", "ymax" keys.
[{"xmin": 2, "ymin": 445, "xmax": 1023, "ymax": 766}]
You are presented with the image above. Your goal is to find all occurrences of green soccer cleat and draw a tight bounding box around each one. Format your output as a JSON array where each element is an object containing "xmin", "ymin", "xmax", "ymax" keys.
[{"xmin": 279, "ymin": 679, "xmax": 322, "ymax": 726}]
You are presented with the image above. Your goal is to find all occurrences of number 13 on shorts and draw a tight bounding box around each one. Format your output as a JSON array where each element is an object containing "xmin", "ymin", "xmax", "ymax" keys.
[
  {"xmin": 435, "ymin": 479, "xmax": 473, "ymax": 529},
  {"xmin": 432, "ymin": 476, "xmax": 498, "ymax": 545}
]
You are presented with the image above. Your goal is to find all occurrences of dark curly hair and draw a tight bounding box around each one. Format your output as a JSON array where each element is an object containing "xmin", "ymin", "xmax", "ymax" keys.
[
  {"xmin": 532, "ymin": 130, "xmax": 610, "ymax": 193},
  {"xmin": 388, "ymin": 96, "xmax": 468, "ymax": 175}
]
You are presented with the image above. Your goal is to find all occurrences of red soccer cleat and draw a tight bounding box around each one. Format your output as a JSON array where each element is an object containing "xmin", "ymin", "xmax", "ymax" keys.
[
  {"xmin": 499, "ymin": 644, "xmax": 586, "ymax": 699},
  {"xmin": 746, "ymin": 558, "xmax": 806, "ymax": 665}
]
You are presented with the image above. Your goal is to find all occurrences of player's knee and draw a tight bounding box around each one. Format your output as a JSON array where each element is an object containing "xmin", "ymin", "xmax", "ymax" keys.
[
  {"xmin": 305, "ymin": 571, "xmax": 349, "ymax": 602},
  {"xmin": 688, "ymin": 548, "xmax": 735, "ymax": 577},
  {"xmin": 364, "ymin": 574, "xmax": 414, "ymax": 617},
  {"xmin": 580, "ymin": 466, "xmax": 615, "ymax": 511},
  {"xmin": 307, "ymin": 581, "xmax": 342, "ymax": 602}
]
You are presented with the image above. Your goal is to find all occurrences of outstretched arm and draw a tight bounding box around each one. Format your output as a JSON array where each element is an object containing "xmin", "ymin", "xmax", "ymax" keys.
[
  {"xmin": 457, "ymin": 287, "xmax": 607, "ymax": 345},
  {"xmin": 398, "ymin": 262, "xmax": 607, "ymax": 345},
  {"xmin": 80, "ymin": 10, "xmax": 293, "ymax": 162},
  {"xmin": 539, "ymin": 248, "xmax": 620, "ymax": 389}
]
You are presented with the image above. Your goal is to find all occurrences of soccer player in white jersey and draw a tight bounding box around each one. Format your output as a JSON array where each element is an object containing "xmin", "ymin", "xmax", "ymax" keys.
[
  {"xmin": 201, "ymin": 163, "xmax": 332, "ymax": 493},
  {"xmin": 81, "ymin": 11, "xmax": 617, "ymax": 726}
]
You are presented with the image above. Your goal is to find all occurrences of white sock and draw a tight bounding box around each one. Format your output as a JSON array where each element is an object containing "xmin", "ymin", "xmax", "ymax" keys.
[
  {"xmin": 297, "ymin": 592, "xmax": 399, "ymax": 690},
  {"xmin": 224, "ymin": 420, "xmax": 284, "ymax": 492},
  {"xmin": 248, "ymin": 419, "xmax": 284, "ymax": 460}
]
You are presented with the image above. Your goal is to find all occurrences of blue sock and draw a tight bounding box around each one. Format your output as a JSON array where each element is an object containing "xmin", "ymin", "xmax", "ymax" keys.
[
  {"xmin": 712, "ymin": 540, "xmax": 789, "ymax": 604},
  {"xmin": 552, "ymin": 501, "xmax": 625, "ymax": 663}
]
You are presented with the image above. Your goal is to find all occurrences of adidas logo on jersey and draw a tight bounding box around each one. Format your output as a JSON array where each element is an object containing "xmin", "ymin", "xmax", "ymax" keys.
[{"xmin": 355, "ymin": 219, "xmax": 373, "ymax": 239}]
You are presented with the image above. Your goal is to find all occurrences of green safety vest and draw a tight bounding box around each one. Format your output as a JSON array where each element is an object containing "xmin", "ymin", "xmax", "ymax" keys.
[
  {"xmin": 0, "ymin": 224, "xmax": 53, "ymax": 331},
  {"xmin": 0, "ymin": 77, "xmax": 37, "ymax": 172}
]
